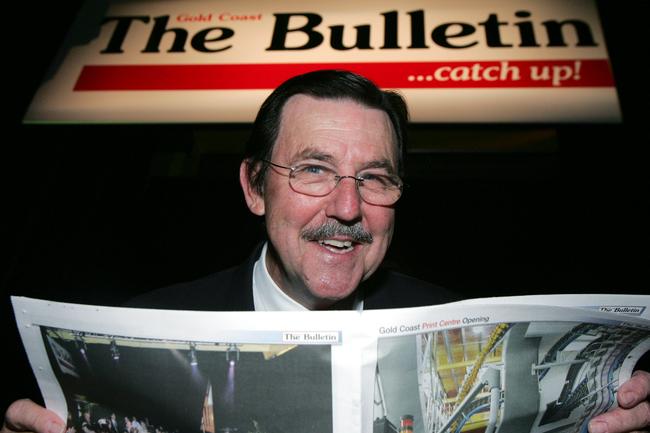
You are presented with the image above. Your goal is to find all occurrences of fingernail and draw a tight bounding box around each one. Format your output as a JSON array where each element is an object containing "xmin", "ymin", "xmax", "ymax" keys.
[
  {"xmin": 46, "ymin": 421, "xmax": 65, "ymax": 433},
  {"xmin": 588, "ymin": 420, "xmax": 607, "ymax": 433},
  {"xmin": 618, "ymin": 390, "xmax": 633, "ymax": 406}
]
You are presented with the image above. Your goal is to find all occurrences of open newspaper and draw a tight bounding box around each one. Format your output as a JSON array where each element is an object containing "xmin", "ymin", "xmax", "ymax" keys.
[{"xmin": 12, "ymin": 294, "xmax": 650, "ymax": 433}]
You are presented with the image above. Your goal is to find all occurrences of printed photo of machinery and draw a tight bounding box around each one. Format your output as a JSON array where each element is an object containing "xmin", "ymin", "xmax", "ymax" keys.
[{"xmin": 374, "ymin": 321, "xmax": 650, "ymax": 433}]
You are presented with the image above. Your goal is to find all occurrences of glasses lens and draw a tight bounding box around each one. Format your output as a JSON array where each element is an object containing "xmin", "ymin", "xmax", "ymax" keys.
[
  {"xmin": 359, "ymin": 185, "xmax": 402, "ymax": 205},
  {"xmin": 290, "ymin": 165, "xmax": 336, "ymax": 196},
  {"xmin": 357, "ymin": 173, "xmax": 402, "ymax": 205}
]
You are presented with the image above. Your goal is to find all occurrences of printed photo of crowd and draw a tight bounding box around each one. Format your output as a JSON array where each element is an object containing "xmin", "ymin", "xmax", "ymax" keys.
[{"xmin": 43, "ymin": 326, "xmax": 333, "ymax": 433}]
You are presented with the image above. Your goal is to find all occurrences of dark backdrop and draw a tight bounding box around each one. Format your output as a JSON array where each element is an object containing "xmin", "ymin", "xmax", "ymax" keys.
[{"xmin": 3, "ymin": 0, "xmax": 648, "ymax": 415}]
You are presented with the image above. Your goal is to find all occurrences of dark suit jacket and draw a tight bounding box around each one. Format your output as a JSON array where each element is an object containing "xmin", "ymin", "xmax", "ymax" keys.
[{"xmin": 126, "ymin": 245, "xmax": 458, "ymax": 310}]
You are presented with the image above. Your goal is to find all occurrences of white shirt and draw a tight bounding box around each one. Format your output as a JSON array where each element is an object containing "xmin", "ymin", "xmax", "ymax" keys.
[{"xmin": 252, "ymin": 242, "xmax": 364, "ymax": 311}]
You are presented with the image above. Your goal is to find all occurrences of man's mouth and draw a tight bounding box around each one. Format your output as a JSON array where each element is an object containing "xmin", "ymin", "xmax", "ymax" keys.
[{"xmin": 318, "ymin": 239, "xmax": 354, "ymax": 253}]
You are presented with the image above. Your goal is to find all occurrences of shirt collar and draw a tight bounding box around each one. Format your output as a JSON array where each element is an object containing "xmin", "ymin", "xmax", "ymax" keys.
[{"xmin": 252, "ymin": 242, "xmax": 364, "ymax": 312}]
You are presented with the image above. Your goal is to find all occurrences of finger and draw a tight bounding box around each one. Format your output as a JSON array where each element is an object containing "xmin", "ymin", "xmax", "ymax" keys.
[
  {"xmin": 617, "ymin": 371, "xmax": 650, "ymax": 409},
  {"xmin": 588, "ymin": 401, "xmax": 650, "ymax": 433},
  {"xmin": 2, "ymin": 400, "xmax": 65, "ymax": 433}
]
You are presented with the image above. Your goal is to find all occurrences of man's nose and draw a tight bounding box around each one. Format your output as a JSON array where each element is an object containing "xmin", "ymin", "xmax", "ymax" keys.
[{"xmin": 325, "ymin": 176, "xmax": 363, "ymax": 222}]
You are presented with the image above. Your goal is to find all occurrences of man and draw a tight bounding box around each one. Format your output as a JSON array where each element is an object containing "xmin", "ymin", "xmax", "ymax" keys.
[
  {"xmin": 124, "ymin": 69, "xmax": 457, "ymax": 312},
  {"xmin": 2, "ymin": 70, "xmax": 648, "ymax": 433},
  {"xmin": 80, "ymin": 413, "xmax": 95, "ymax": 433},
  {"xmin": 107, "ymin": 415, "xmax": 117, "ymax": 433}
]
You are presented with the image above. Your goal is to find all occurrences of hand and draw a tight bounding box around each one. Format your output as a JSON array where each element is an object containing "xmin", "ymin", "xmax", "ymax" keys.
[
  {"xmin": 2, "ymin": 400, "xmax": 64, "ymax": 433},
  {"xmin": 588, "ymin": 370, "xmax": 650, "ymax": 433}
]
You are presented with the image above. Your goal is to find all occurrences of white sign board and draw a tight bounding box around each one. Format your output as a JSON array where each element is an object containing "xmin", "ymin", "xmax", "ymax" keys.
[{"xmin": 25, "ymin": 0, "xmax": 621, "ymax": 123}]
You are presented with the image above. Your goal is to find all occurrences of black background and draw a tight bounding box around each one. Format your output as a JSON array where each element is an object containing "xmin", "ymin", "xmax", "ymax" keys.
[{"xmin": 3, "ymin": 1, "xmax": 648, "ymax": 415}]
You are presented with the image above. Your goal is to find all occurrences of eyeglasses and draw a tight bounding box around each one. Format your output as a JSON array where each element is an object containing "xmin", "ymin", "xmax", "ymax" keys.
[{"xmin": 264, "ymin": 159, "xmax": 403, "ymax": 206}]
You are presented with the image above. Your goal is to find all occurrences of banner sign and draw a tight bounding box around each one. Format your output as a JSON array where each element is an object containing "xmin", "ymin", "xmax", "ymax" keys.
[{"xmin": 25, "ymin": 0, "xmax": 621, "ymax": 123}]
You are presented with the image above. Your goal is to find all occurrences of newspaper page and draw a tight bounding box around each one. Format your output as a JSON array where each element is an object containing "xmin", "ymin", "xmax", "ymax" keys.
[
  {"xmin": 11, "ymin": 295, "xmax": 650, "ymax": 433},
  {"xmin": 12, "ymin": 297, "xmax": 368, "ymax": 433}
]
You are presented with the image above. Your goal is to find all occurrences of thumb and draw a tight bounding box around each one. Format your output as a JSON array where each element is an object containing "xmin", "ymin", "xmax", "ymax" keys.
[{"xmin": 2, "ymin": 400, "xmax": 65, "ymax": 433}]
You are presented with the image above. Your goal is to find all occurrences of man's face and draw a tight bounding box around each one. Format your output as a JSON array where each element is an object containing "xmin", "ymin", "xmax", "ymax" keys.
[{"xmin": 241, "ymin": 95, "xmax": 398, "ymax": 309}]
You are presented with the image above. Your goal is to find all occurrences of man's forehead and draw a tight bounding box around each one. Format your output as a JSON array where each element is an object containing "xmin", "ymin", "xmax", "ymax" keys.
[
  {"xmin": 280, "ymin": 93, "xmax": 374, "ymax": 120},
  {"xmin": 274, "ymin": 94, "xmax": 398, "ymax": 161},
  {"xmin": 288, "ymin": 147, "xmax": 396, "ymax": 171}
]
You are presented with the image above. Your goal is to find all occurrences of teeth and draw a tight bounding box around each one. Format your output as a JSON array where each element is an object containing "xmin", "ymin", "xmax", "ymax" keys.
[{"xmin": 319, "ymin": 239, "xmax": 353, "ymax": 248}]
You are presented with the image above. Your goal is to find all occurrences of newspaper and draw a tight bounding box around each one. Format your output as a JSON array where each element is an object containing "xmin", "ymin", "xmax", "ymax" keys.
[{"xmin": 11, "ymin": 294, "xmax": 650, "ymax": 433}]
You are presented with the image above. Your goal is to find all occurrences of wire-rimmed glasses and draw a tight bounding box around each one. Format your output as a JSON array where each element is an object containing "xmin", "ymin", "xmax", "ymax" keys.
[{"xmin": 264, "ymin": 159, "xmax": 403, "ymax": 206}]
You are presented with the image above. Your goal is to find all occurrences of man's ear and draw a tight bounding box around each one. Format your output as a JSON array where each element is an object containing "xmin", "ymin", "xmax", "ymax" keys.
[{"xmin": 240, "ymin": 159, "xmax": 265, "ymax": 216}]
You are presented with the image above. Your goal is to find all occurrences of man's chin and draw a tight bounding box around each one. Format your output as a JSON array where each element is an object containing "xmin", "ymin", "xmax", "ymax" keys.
[{"xmin": 307, "ymin": 284, "xmax": 359, "ymax": 309}]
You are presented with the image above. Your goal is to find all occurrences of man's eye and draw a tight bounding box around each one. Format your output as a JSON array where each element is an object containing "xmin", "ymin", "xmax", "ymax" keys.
[
  {"xmin": 304, "ymin": 165, "xmax": 324, "ymax": 174},
  {"xmin": 359, "ymin": 172, "xmax": 394, "ymax": 187},
  {"xmin": 295, "ymin": 164, "xmax": 331, "ymax": 176},
  {"xmin": 359, "ymin": 172, "xmax": 379, "ymax": 180}
]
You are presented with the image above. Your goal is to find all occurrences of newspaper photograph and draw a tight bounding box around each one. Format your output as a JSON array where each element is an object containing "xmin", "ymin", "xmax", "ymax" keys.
[
  {"xmin": 11, "ymin": 295, "xmax": 650, "ymax": 433},
  {"xmin": 362, "ymin": 298, "xmax": 650, "ymax": 433},
  {"xmin": 43, "ymin": 328, "xmax": 331, "ymax": 433}
]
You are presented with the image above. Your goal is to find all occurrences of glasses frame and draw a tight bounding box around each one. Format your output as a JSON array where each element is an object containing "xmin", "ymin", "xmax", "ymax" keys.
[{"xmin": 263, "ymin": 159, "xmax": 403, "ymax": 206}]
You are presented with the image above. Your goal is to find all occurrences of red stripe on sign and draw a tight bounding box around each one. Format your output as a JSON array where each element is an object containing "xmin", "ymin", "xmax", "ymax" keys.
[{"xmin": 74, "ymin": 60, "xmax": 614, "ymax": 91}]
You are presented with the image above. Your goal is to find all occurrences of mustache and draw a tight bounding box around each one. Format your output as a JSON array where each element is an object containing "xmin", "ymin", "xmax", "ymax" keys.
[{"xmin": 301, "ymin": 221, "xmax": 373, "ymax": 244}]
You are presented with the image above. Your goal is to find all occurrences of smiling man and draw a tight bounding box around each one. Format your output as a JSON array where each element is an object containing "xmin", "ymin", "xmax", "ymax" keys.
[
  {"xmin": 238, "ymin": 72, "xmax": 417, "ymax": 311},
  {"xmin": 243, "ymin": 95, "xmax": 401, "ymax": 309},
  {"xmin": 237, "ymin": 70, "xmax": 449, "ymax": 312},
  {"xmin": 3, "ymin": 70, "xmax": 649, "ymax": 433}
]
